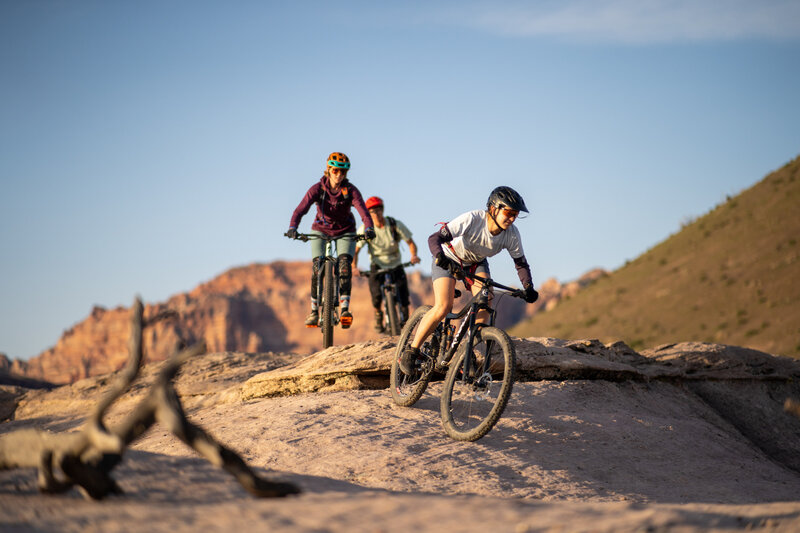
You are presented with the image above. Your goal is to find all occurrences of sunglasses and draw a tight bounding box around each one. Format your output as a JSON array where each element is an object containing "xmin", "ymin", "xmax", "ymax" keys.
[{"xmin": 499, "ymin": 207, "xmax": 519, "ymax": 218}]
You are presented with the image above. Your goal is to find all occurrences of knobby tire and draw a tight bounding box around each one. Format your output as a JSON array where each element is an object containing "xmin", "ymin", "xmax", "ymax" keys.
[
  {"xmin": 440, "ymin": 326, "xmax": 515, "ymax": 441},
  {"xmin": 322, "ymin": 259, "xmax": 335, "ymax": 349},
  {"xmin": 385, "ymin": 289, "xmax": 401, "ymax": 336},
  {"xmin": 390, "ymin": 305, "xmax": 433, "ymax": 407}
]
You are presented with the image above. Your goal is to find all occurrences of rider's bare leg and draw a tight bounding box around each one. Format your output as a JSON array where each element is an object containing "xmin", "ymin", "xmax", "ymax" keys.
[
  {"xmin": 471, "ymin": 274, "xmax": 492, "ymax": 324},
  {"xmin": 410, "ymin": 276, "xmax": 455, "ymax": 349}
]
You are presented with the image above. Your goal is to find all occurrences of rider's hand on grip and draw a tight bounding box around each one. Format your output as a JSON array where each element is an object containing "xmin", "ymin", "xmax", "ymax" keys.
[
  {"xmin": 364, "ymin": 227, "xmax": 376, "ymax": 240},
  {"xmin": 435, "ymin": 252, "xmax": 463, "ymax": 280},
  {"xmin": 286, "ymin": 228, "xmax": 298, "ymax": 240},
  {"xmin": 523, "ymin": 284, "xmax": 539, "ymax": 303}
]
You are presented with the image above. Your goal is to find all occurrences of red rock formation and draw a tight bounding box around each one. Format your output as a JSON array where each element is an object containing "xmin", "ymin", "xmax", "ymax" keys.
[{"xmin": 7, "ymin": 261, "xmax": 605, "ymax": 384}]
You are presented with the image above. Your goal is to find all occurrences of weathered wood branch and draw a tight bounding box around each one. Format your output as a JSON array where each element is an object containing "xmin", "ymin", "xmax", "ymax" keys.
[
  {"xmin": 785, "ymin": 398, "xmax": 800, "ymax": 418},
  {"xmin": 0, "ymin": 297, "xmax": 300, "ymax": 500}
]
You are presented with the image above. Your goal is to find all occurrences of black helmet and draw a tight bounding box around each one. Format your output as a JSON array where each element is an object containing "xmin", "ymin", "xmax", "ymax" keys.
[{"xmin": 487, "ymin": 186, "xmax": 528, "ymax": 213}]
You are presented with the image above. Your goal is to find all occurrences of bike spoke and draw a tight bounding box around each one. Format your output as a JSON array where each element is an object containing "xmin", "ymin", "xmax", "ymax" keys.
[
  {"xmin": 441, "ymin": 327, "xmax": 515, "ymax": 441},
  {"xmin": 448, "ymin": 349, "xmax": 502, "ymax": 429},
  {"xmin": 390, "ymin": 305, "xmax": 433, "ymax": 407}
]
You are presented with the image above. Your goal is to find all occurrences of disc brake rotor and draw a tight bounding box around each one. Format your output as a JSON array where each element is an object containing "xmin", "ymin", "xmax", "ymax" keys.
[{"xmin": 472, "ymin": 373, "xmax": 493, "ymax": 400}]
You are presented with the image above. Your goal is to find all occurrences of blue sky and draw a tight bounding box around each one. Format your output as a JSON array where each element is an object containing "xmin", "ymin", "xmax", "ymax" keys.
[{"xmin": 2, "ymin": 1, "xmax": 799, "ymax": 361}]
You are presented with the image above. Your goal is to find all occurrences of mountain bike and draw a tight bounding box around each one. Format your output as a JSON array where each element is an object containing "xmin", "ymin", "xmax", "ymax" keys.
[
  {"xmin": 285, "ymin": 231, "xmax": 366, "ymax": 349},
  {"xmin": 359, "ymin": 261, "xmax": 413, "ymax": 336},
  {"xmin": 390, "ymin": 270, "xmax": 525, "ymax": 441}
]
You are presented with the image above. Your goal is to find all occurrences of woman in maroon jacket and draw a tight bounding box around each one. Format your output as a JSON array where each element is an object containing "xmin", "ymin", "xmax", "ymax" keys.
[{"xmin": 287, "ymin": 152, "xmax": 375, "ymax": 327}]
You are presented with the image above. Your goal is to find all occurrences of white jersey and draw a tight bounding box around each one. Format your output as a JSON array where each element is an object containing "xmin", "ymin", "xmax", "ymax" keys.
[{"xmin": 442, "ymin": 210, "xmax": 524, "ymax": 265}]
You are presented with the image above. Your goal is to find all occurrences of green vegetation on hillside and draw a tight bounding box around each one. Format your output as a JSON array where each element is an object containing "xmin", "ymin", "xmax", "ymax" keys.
[{"xmin": 512, "ymin": 156, "xmax": 800, "ymax": 357}]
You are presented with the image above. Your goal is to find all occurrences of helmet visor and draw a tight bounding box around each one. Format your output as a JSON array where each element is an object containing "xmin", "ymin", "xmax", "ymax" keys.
[{"xmin": 327, "ymin": 159, "xmax": 351, "ymax": 169}]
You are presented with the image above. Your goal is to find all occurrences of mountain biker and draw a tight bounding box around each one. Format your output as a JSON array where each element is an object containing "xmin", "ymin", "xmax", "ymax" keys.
[
  {"xmin": 354, "ymin": 196, "xmax": 421, "ymax": 332},
  {"xmin": 287, "ymin": 152, "xmax": 375, "ymax": 328},
  {"xmin": 398, "ymin": 186, "xmax": 539, "ymax": 374}
]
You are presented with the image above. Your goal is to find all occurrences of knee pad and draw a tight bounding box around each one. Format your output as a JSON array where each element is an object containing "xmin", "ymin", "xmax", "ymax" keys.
[
  {"xmin": 338, "ymin": 254, "xmax": 353, "ymax": 295},
  {"xmin": 312, "ymin": 256, "xmax": 324, "ymax": 275},
  {"xmin": 338, "ymin": 254, "xmax": 352, "ymax": 278}
]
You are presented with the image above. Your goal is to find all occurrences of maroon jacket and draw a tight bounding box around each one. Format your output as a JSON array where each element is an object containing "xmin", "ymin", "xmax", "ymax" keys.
[{"xmin": 289, "ymin": 176, "xmax": 373, "ymax": 237}]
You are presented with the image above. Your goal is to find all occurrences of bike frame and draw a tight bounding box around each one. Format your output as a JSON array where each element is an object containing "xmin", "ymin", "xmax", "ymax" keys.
[
  {"xmin": 318, "ymin": 238, "xmax": 340, "ymax": 318},
  {"xmin": 286, "ymin": 232, "xmax": 365, "ymax": 342},
  {"xmin": 376, "ymin": 261, "xmax": 413, "ymax": 324},
  {"xmin": 390, "ymin": 268, "xmax": 525, "ymax": 440},
  {"xmin": 430, "ymin": 274, "xmax": 519, "ymax": 378},
  {"xmin": 359, "ymin": 261, "xmax": 413, "ymax": 333}
]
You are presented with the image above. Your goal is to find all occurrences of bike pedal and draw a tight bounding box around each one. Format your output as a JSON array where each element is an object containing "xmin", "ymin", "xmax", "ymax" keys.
[
  {"xmin": 306, "ymin": 324, "xmax": 319, "ymax": 328},
  {"xmin": 340, "ymin": 316, "xmax": 353, "ymax": 328}
]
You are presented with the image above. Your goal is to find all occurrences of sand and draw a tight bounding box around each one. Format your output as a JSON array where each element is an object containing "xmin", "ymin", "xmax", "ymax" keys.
[{"xmin": 2, "ymin": 342, "xmax": 800, "ymax": 532}]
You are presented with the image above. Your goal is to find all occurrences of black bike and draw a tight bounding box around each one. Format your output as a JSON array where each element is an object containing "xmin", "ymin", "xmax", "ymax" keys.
[
  {"xmin": 359, "ymin": 261, "xmax": 413, "ymax": 336},
  {"xmin": 390, "ymin": 271, "xmax": 525, "ymax": 441},
  {"xmin": 285, "ymin": 232, "xmax": 366, "ymax": 349}
]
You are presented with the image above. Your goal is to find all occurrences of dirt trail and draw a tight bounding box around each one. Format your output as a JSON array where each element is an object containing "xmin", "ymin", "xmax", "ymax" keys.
[{"xmin": 2, "ymin": 339, "xmax": 800, "ymax": 531}]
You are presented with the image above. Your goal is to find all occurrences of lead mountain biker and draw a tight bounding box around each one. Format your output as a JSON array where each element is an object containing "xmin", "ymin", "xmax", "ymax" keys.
[
  {"xmin": 287, "ymin": 152, "xmax": 375, "ymax": 328},
  {"xmin": 353, "ymin": 196, "xmax": 422, "ymax": 332},
  {"xmin": 398, "ymin": 186, "xmax": 539, "ymax": 374}
]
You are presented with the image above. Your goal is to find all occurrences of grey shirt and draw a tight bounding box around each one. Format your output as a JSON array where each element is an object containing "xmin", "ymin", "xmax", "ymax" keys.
[{"xmin": 441, "ymin": 210, "xmax": 525, "ymax": 265}]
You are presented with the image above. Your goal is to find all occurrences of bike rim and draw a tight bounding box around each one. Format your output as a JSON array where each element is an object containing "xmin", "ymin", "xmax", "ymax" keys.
[
  {"xmin": 391, "ymin": 305, "xmax": 433, "ymax": 403},
  {"xmin": 445, "ymin": 335, "xmax": 510, "ymax": 433}
]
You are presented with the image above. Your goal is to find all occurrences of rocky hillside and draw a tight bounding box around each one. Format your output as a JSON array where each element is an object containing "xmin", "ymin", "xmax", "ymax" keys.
[
  {"xmin": 513, "ymin": 156, "xmax": 800, "ymax": 357},
  {"xmin": 2, "ymin": 261, "xmax": 606, "ymax": 385}
]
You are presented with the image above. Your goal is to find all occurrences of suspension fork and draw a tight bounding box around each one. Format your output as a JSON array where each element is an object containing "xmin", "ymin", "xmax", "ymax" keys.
[
  {"xmin": 459, "ymin": 298, "xmax": 498, "ymax": 379},
  {"xmin": 474, "ymin": 305, "xmax": 498, "ymax": 376},
  {"xmin": 382, "ymin": 272, "xmax": 393, "ymax": 314},
  {"xmin": 460, "ymin": 310, "xmax": 483, "ymax": 381},
  {"xmin": 388, "ymin": 274, "xmax": 402, "ymax": 319},
  {"xmin": 325, "ymin": 240, "xmax": 339, "ymax": 310},
  {"xmin": 317, "ymin": 255, "xmax": 339, "ymax": 313}
]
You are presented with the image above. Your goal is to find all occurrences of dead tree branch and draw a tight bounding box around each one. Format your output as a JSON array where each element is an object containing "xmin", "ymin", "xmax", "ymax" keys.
[
  {"xmin": 0, "ymin": 297, "xmax": 300, "ymax": 500},
  {"xmin": 785, "ymin": 398, "xmax": 800, "ymax": 418}
]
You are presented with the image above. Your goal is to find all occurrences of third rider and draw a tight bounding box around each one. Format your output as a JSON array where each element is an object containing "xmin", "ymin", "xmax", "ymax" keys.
[{"xmin": 354, "ymin": 196, "xmax": 421, "ymax": 332}]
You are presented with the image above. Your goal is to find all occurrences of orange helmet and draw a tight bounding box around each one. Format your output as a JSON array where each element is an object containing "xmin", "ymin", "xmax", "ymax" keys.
[
  {"xmin": 327, "ymin": 152, "xmax": 351, "ymax": 170},
  {"xmin": 365, "ymin": 196, "xmax": 384, "ymax": 209}
]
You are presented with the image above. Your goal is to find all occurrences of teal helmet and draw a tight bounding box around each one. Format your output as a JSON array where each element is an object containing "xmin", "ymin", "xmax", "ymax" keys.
[{"xmin": 327, "ymin": 152, "xmax": 351, "ymax": 169}]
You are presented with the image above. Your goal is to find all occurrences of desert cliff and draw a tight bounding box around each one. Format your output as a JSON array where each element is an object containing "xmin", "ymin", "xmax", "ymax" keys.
[{"xmin": 3, "ymin": 262, "xmax": 602, "ymax": 385}]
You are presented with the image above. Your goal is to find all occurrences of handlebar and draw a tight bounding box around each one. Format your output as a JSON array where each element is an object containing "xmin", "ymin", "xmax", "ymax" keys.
[
  {"xmin": 451, "ymin": 264, "xmax": 525, "ymax": 299},
  {"xmin": 285, "ymin": 231, "xmax": 367, "ymax": 243},
  {"xmin": 358, "ymin": 261, "xmax": 415, "ymax": 277}
]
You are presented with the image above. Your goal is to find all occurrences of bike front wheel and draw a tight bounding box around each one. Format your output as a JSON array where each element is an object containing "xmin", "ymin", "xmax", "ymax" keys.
[
  {"xmin": 390, "ymin": 305, "xmax": 433, "ymax": 407},
  {"xmin": 321, "ymin": 259, "xmax": 335, "ymax": 349},
  {"xmin": 384, "ymin": 288, "xmax": 401, "ymax": 336},
  {"xmin": 440, "ymin": 326, "xmax": 515, "ymax": 441}
]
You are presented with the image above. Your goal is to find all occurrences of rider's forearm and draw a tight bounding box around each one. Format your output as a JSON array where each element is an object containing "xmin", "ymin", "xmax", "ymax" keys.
[
  {"xmin": 289, "ymin": 185, "xmax": 318, "ymax": 228},
  {"xmin": 513, "ymin": 255, "xmax": 533, "ymax": 288},
  {"xmin": 408, "ymin": 239, "xmax": 418, "ymax": 258}
]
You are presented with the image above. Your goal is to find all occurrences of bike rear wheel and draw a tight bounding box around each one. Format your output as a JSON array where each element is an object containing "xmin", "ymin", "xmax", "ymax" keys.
[
  {"xmin": 322, "ymin": 259, "xmax": 335, "ymax": 348},
  {"xmin": 384, "ymin": 288, "xmax": 401, "ymax": 336},
  {"xmin": 440, "ymin": 326, "xmax": 515, "ymax": 441},
  {"xmin": 390, "ymin": 305, "xmax": 432, "ymax": 407}
]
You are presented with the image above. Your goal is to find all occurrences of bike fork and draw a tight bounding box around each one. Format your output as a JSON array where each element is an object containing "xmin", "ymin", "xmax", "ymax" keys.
[
  {"xmin": 314, "ymin": 257, "xmax": 341, "ymax": 326},
  {"xmin": 459, "ymin": 316, "xmax": 484, "ymax": 381}
]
